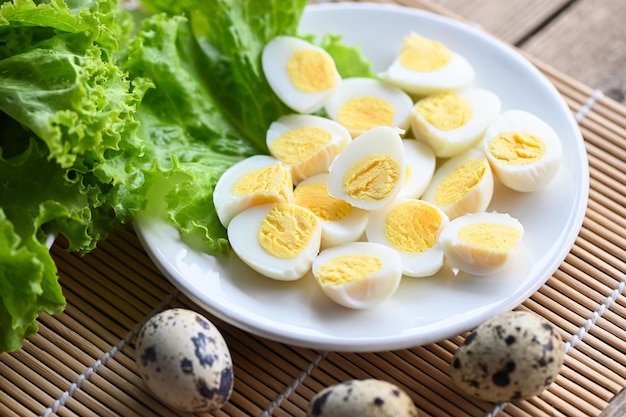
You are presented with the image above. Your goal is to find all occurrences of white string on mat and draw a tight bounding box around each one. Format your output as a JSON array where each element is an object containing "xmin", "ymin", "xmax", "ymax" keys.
[
  {"xmin": 575, "ymin": 89, "xmax": 604, "ymax": 122},
  {"xmin": 260, "ymin": 351, "xmax": 328, "ymax": 417},
  {"xmin": 40, "ymin": 290, "xmax": 179, "ymax": 417}
]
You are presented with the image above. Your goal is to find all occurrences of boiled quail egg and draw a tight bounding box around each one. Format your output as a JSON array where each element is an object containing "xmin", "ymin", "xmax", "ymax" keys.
[
  {"xmin": 135, "ymin": 308, "xmax": 233, "ymax": 413},
  {"xmin": 324, "ymin": 77, "xmax": 413, "ymax": 137},
  {"xmin": 228, "ymin": 203, "xmax": 322, "ymax": 281},
  {"xmin": 380, "ymin": 32, "xmax": 475, "ymax": 96},
  {"xmin": 410, "ymin": 88, "xmax": 501, "ymax": 158},
  {"xmin": 328, "ymin": 126, "xmax": 406, "ymax": 211},
  {"xmin": 483, "ymin": 109, "xmax": 563, "ymax": 192},
  {"xmin": 422, "ymin": 148, "xmax": 494, "ymax": 220},
  {"xmin": 266, "ymin": 114, "xmax": 351, "ymax": 184},
  {"xmin": 312, "ymin": 241, "xmax": 403, "ymax": 309},
  {"xmin": 398, "ymin": 138, "xmax": 436, "ymax": 199},
  {"xmin": 366, "ymin": 198, "xmax": 449, "ymax": 277},
  {"xmin": 439, "ymin": 211, "xmax": 524, "ymax": 276},
  {"xmin": 213, "ymin": 155, "xmax": 293, "ymax": 228},
  {"xmin": 262, "ymin": 36, "xmax": 341, "ymax": 113},
  {"xmin": 294, "ymin": 173, "xmax": 370, "ymax": 249}
]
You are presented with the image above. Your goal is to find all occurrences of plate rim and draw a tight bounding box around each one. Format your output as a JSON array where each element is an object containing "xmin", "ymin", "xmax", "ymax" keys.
[{"xmin": 134, "ymin": 2, "xmax": 589, "ymax": 352}]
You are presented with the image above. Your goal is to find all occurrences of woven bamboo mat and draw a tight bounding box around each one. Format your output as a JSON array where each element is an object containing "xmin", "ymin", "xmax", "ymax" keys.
[{"xmin": 2, "ymin": 1, "xmax": 625, "ymax": 416}]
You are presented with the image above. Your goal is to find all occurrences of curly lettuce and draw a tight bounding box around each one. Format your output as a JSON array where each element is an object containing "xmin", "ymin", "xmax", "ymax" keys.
[{"xmin": 0, "ymin": 0, "xmax": 372, "ymax": 353}]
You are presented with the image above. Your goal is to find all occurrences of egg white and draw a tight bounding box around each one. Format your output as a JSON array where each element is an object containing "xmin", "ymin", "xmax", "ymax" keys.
[
  {"xmin": 324, "ymin": 77, "xmax": 414, "ymax": 137},
  {"xmin": 422, "ymin": 148, "xmax": 494, "ymax": 220},
  {"xmin": 328, "ymin": 126, "xmax": 406, "ymax": 211},
  {"xmin": 483, "ymin": 110, "xmax": 562, "ymax": 192},
  {"xmin": 366, "ymin": 198, "xmax": 449, "ymax": 277},
  {"xmin": 410, "ymin": 88, "xmax": 502, "ymax": 158},
  {"xmin": 213, "ymin": 155, "xmax": 294, "ymax": 228},
  {"xmin": 228, "ymin": 203, "xmax": 322, "ymax": 281},
  {"xmin": 294, "ymin": 173, "xmax": 370, "ymax": 249},
  {"xmin": 266, "ymin": 114, "xmax": 351, "ymax": 184},
  {"xmin": 379, "ymin": 33, "xmax": 475, "ymax": 96},
  {"xmin": 312, "ymin": 241, "xmax": 403, "ymax": 309},
  {"xmin": 397, "ymin": 138, "xmax": 436, "ymax": 199},
  {"xmin": 439, "ymin": 211, "xmax": 524, "ymax": 276},
  {"xmin": 262, "ymin": 36, "xmax": 341, "ymax": 113}
]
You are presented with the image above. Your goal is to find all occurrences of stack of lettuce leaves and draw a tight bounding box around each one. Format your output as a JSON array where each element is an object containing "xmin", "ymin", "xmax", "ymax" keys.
[{"xmin": 0, "ymin": 0, "xmax": 374, "ymax": 352}]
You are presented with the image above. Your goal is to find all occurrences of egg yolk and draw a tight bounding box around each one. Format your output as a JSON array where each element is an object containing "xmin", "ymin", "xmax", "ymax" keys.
[
  {"xmin": 270, "ymin": 127, "xmax": 332, "ymax": 165},
  {"xmin": 343, "ymin": 154, "xmax": 402, "ymax": 202},
  {"xmin": 294, "ymin": 182, "xmax": 352, "ymax": 222},
  {"xmin": 458, "ymin": 223, "xmax": 522, "ymax": 252},
  {"xmin": 385, "ymin": 201, "xmax": 441, "ymax": 253},
  {"xmin": 316, "ymin": 254, "xmax": 382, "ymax": 285},
  {"xmin": 399, "ymin": 33, "xmax": 452, "ymax": 72},
  {"xmin": 232, "ymin": 165, "xmax": 292, "ymax": 202},
  {"xmin": 258, "ymin": 204, "xmax": 318, "ymax": 258},
  {"xmin": 337, "ymin": 96, "xmax": 395, "ymax": 132},
  {"xmin": 434, "ymin": 158, "xmax": 486, "ymax": 206},
  {"xmin": 415, "ymin": 93, "xmax": 473, "ymax": 130},
  {"xmin": 488, "ymin": 132, "xmax": 546, "ymax": 165},
  {"xmin": 287, "ymin": 49, "xmax": 336, "ymax": 93}
]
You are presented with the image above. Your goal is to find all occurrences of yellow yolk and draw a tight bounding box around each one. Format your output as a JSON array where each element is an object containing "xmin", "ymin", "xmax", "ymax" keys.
[
  {"xmin": 337, "ymin": 96, "xmax": 395, "ymax": 132},
  {"xmin": 257, "ymin": 204, "xmax": 318, "ymax": 258},
  {"xmin": 287, "ymin": 49, "xmax": 336, "ymax": 93},
  {"xmin": 399, "ymin": 33, "xmax": 452, "ymax": 72},
  {"xmin": 488, "ymin": 132, "xmax": 546, "ymax": 165},
  {"xmin": 415, "ymin": 93, "xmax": 473, "ymax": 130},
  {"xmin": 315, "ymin": 254, "xmax": 382, "ymax": 285},
  {"xmin": 232, "ymin": 164, "xmax": 292, "ymax": 201},
  {"xmin": 384, "ymin": 200, "xmax": 442, "ymax": 253},
  {"xmin": 294, "ymin": 182, "xmax": 352, "ymax": 222},
  {"xmin": 434, "ymin": 158, "xmax": 486, "ymax": 206},
  {"xmin": 343, "ymin": 154, "xmax": 402, "ymax": 202},
  {"xmin": 458, "ymin": 223, "xmax": 523, "ymax": 252},
  {"xmin": 270, "ymin": 126, "xmax": 332, "ymax": 165}
]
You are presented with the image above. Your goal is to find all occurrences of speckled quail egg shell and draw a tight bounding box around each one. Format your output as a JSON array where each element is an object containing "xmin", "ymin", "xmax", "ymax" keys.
[
  {"xmin": 135, "ymin": 308, "xmax": 234, "ymax": 413},
  {"xmin": 308, "ymin": 379, "xmax": 419, "ymax": 417},
  {"xmin": 450, "ymin": 310, "xmax": 564, "ymax": 403}
]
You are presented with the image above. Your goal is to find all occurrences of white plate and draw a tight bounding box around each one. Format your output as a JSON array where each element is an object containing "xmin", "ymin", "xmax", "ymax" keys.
[{"xmin": 135, "ymin": 3, "xmax": 588, "ymax": 352}]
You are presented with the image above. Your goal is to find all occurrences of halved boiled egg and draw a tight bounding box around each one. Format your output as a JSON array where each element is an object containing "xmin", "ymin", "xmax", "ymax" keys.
[
  {"xmin": 422, "ymin": 148, "xmax": 494, "ymax": 220},
  {"xmin": 328, "ymin": 126, "xmax": 406, "ymax": 211},
  {"xmin": 312, "ymin": 241, "xmax": 403, "ymax": 309},
  {"xmin": 213, "ymin": 155, "xmax": 293, "ymax": 228},
  {"xmin": 439, "ymin": 211, "xmax": 524, "ymax": 275},
  {"xmin": 228, "ymin": 203, "xmax": 322, "ymax": 281},
  {"xmin": 410, "ymin": 88, "xmax": 501, "ymax": 158},
  {"xmin": 380, "ymin": 32, "xmax": 475, "ymax": 96},
  {"xmin": 262, "ymin": 36, "xmax": 341, "ymax": 113},
  {"xmin": 398, "ymin": 138, "xmax": 436, "ymax": 199},
  {"xmin": 324, "ymin": 77, "xmax": 413, "ymax": 137},
  {"xmin": 266, "ymin": 114, "xmax": 351, "ymax": 184},
  {"xmin": 366, "ymin": 199, "xmax": 449, "ymax": 277},
  {"xmin": 483, "ymin": 110, "xmax": 563, "ymax": 192},
  {"xmin": 294, "ymin": 173, "xmax": 369, "ymax": 249}
]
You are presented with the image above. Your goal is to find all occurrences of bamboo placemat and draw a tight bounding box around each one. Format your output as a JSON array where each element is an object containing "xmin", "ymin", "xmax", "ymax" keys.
[{"xmin": 1, "ymin": 1, "xmax": 625, "ymax": 416}]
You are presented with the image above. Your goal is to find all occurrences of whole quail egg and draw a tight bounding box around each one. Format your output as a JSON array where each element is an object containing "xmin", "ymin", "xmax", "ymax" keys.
[
  {"xmin": 135, "ymin": 308, "xmax": 234, "ymax": 413},
  {"xmin": 308, "ymin": 379, "xmax": 419, "ymax": 417},
  {"xmin": 450, "ymin": 310, "xmax": 564, "ymax": 403}
]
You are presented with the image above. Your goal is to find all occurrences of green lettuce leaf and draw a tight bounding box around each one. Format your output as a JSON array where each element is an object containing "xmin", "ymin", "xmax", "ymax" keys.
[
  {"xmin": 0, "ymin": 0, "xmax": 375, "ymax": 353},
  {"xmin": 141, "ymin": 0, "xmax": 308, "ymax": 151}
]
